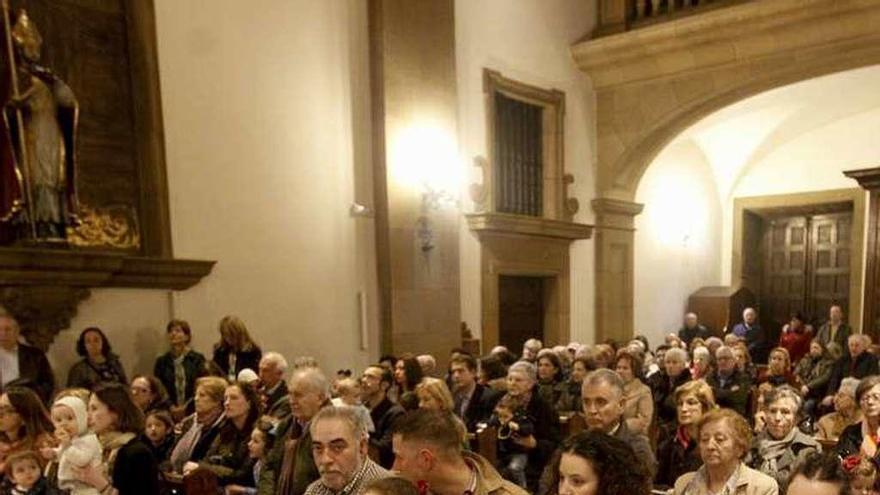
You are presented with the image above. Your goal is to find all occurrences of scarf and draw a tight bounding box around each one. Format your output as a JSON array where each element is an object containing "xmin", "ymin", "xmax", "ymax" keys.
[
  {"xmin": 98, "ymin": 430, "xmax": 136, "ymax": 478},
  {"xmin": 757, "ymin": 428, "xmax": 797, "ymax": 474},
  {"xmin": 168, "ymin": 411, "xmax": 223, "ymax": 471},
  {"xmin": 861, "ymin": 420, "xmax": 880, "ymax": 458}
]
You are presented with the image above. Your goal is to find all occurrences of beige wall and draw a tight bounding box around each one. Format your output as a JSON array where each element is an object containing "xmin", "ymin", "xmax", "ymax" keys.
[
  {"xmin": 634, "ymin": 141, "xmax": 723, "ymax": 346},
  {"xmin": 48, "ymin": 0, "xmax": 378, "ymax": 385},
  {"xmin": 455, "ymin": 0, "xmax": 597, "ymax": 346}
]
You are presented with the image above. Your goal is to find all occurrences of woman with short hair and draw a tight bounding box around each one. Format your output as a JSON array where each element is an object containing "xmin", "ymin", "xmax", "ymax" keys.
[
  {"xmin": 757, "ymin": 347, "xmax": 799, "ymax": 391},
  {"xmin": 546, "ymin": 430, "xmax": 651, "ymax": 495},
  {"xmin": 613, "ymin": 351, "xmax": 652, "ymax": 436},
  {"xmin": 67, "ymin": 327, "xmax": 128, "ymax": 391},
  {"xmin": 212, "ymin": 316, "xmax": 261, "ymax": 383},
  {"xmin": 748, "ymin": 385, "xmax": 820, "ymax": 492},
  {"xmin": 129, "ymin": 375, "xmax": 171, "ymax": 415},
  {"xmin": 836, "ymin": 374, "xmax": 880, "ymax": 466},
  {"xmin": 168, "ymin": 376, "xmax": 228, "ymax": 473},
  {"xmin": 650, "ymin": 346, "xmax": 692, "ymax": 431},
  {"xmin": 816, "ymin": 377, "xmax": 862, "ymax": 442},
  {"xmin": 74, "ymin": 383, "xmax": 159, "ymax": 495},
  {"xmin": 536, "ymin": 350, "xmax": 572, "ymax": 413},
  {"xmin": 656, "ymin": 380, "xmax": 716, "ymax": 488},
  {"xmin": 674, "ymin": 408, "xmax": 777, "ymax": 495},
  {"xmin": 154, "ymin": 319, "xmax": 206, "ymax": 420}
]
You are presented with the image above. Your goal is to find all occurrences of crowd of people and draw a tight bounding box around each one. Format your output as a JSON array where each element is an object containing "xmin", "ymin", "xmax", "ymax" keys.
[{"xmin": 0, "ymin": 305, "xmax": 874, "ymax": 494}]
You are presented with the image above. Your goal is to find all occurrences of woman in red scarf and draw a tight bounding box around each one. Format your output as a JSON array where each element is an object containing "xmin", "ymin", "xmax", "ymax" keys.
[{"xmin": 655, "ymin": 380, "xmax": 716, "ymax": 489}]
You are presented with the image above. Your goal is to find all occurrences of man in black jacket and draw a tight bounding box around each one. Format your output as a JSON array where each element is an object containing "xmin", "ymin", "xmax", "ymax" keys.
[
  {"xmin": 258, "ymin": 352, "xmax": 291, "ymax": 419},
  {"xmin": 706, "ymin": 346, "xmax": 752, "ymax": 416},
  {"xmin": 678, "ymin": 312, "xmax": 711, "ymax": 346},
  {"xmin": 361, "ymin": 364, "xmax": 404, "ymax": 469},
  {"xmin": 449, "ymin": 354, "xmax": 501, "ymax": 432},
  {"xmin": 0, "ymin": 315, "xmax": 54, "ymax": 404},
  {"xmin": 822, "ymin": 333, "xmax": 879, "ymax": 409}
]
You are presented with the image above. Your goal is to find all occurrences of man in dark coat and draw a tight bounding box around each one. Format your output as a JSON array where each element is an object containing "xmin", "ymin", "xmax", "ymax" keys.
[
  {"xmin": 706, "ymin": 346, "xmax": 752, "ymax": 417},
  {"xmin": 0, "ymin": 314, "xmax": 54, "ymax": 404},
  {"xmin": 678, "ymin": 312, "xmax": 711, "ymax": 346},
  {"xmin": 822, "ymin": 333, "xmax": 879, "ymax": 409},
  {"xmin": 361, "ymin": 364, "xmax": 404, "ymax": 469},
  {"xmin": 730, "ymin": 307, "xmax": 769, "ymax": 364},
  {"xmin": 449, "ymin": 354, "xmax": 501, "ymax": 432}
]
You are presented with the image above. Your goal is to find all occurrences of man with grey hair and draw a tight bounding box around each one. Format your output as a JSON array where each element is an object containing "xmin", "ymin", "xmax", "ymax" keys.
[
  {"xmin": 581, "ymin": 369, "xmax": 656, "ymax": 478},
  {"xmin": 416, "ymin": 354, "xmax": 436, "ymax": 377},
  {"xmin": 678, "ymin": 312, "xmax": 710, "ymax": 346},
  {"xmin": 822, "ymin": 333, "xmax": 879, "ymax": 408},
  {"xmin": 505, "ymin": 360, "xmax": 559, "ymax": 491},
  {"xmin": 521, "ymin": 338, "xmax": 542, "ymax": 362},
  {"xmin": 731, "ymin": 306, "xmax": 768, "ymax": 364},
  {"xmin": 259, "ymin": 367, "xmax": 332, "ymax": 495},
  {"xmin": 259, "ymin": 351, "xmax": 291, "ymax": 419},
  {"xmin": 706, "ymin": 345, "xmax": 751, "ymax": 416},
  {"xmin": 0, "ymin": 314, "xmax": 54, "ymax": 403},
  {"xmin": 304, "ymin": 406, "xmax": 390, "ymax": 495}
]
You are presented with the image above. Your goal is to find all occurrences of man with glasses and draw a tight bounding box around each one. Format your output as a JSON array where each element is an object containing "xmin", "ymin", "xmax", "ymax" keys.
[
  {"xmin": 822, "ymin": 334, "xmax": 879, "ymax": 409},
  {"xmin": 360, "ymin": 365, "xmax": 404, "ymax": 469},
  {"xmin": 706, "ymin": 346, "xmax": 751, "ymax": 416}
]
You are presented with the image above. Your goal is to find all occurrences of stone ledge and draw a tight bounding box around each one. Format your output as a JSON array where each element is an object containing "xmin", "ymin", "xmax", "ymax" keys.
[
  {"xmin": 0, "ymin": 248, "xmax": 215, "ymax": 290},
  {"xmin": 466, "ymin": 213, "xmax": 592, "ymax": 240}
]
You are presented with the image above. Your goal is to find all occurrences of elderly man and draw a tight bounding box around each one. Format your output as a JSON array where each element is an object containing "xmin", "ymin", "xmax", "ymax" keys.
[
  {"xmin": 521, "ymin": 339, "xmax": 542, "ymax": 362},
  {"xmin": 706, "ymin": 346, "xmax": 751, "ymax": 416},
  {"xmin": 393, "ymin": 409, "xmax": 526, "ymax": 495},
  {"xmin": 304, "ymin": 406, "xmax": 390, "ymax": 495},
  {"xmin": 731, "ymin": 307, "xmax": 768, "ymax": 364},
  {"xmin": 259, "ymin": 367, "xmax": 331, "ymax": 495},
  {"xmin": 581, "ymin": 369, "xmax": 656, "ymax": 478},
  {"xmin": 416, "ymin": 354, "xmax": 436, "ymax": 377},
  {"xmin": 678, "ymin": 312, "xmax": 710, "ymax": 346},
  {"xmin": 822, "ymin": 333, "xmax": 879, "ymax": 408},
  {"xmin": 0, "ymin": 314, "xmax": 54, "ymax": 403},
  {"xmin": 259, "ymin": 351, "xmax": 291, "ymax": 419},
  {"xmin": 816, "ymin": 304, "xmax": 852, "ymax": 353},
  {"xmin": 360, "ymin": 364, "xmax": 404, "ymax": 469},
  {"xmin": 449, "ymin": 354, "xmax": 500, "ymax": 432}
]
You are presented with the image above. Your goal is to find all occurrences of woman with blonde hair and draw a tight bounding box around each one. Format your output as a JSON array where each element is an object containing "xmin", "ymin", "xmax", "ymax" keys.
[
  {"xmin": 656, "ymin": 380, "xmax": 716, "ymax": 488},
  {"xmin": 211, "ymin": 316, "xmax": 262, "ymax": 382},
  {"xmin": 415, "ymin": 378, "xmax": 467, "ymax": 445}
]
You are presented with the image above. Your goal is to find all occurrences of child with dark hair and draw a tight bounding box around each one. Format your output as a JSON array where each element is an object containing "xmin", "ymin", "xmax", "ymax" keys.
[
  {"xmin": 488, "ymin": 394, "xmax": 534, "ymax": 488},
  {"xmin": 223, "ymin": 420, "xmax": 275, "ymax": 495},
  {"xmin": 143, "ymin": 410, "xmax": 175, "ymax": 465},
  {"xmin": 5, "ymin": 451, "xmax": 59, "ymax": 495}
]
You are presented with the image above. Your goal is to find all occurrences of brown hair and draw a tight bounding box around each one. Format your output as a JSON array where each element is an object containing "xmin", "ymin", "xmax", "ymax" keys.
[
  {"xmin": 613, "ymin": 350, "xmax": 645, "ymax": 381},
  {"xmin": 92, "ymin": 383, "xmax": 145, "ymax": 434},
  {"xmin": 196, "ymin": 376, "xmax": 229, "ymax": 405},
  {"xmin": 392, "ymin": 409, "xmax": 461, "ymax": 459},
  {"xmin": 697, "ymin": 408, "xmax": 751, "ymax": 459},
  {"xmin": 4, "ymin": 450, "xmax": 41, "ymax": 479},
  {"xmin": 674, "ymin": 379, "xmax": 716, "ymax": 413},
  {"xmin": 0, "ymin": 387, "xmax": 52, "ymax": 443},
  {"xmin": 166, "ymin": 319, "xmax": 192, "ymax": 344},
  {"xmin": 217, "ymin": 315, "xmax": 256, "ymax": 352}
]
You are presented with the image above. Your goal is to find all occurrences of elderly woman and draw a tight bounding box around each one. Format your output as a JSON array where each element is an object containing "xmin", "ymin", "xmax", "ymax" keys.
[
  {"xmin": 650, "ymin": 347, "xmax": 692, "ymax": 431},
  {"xmin": 546, "ymin": 430, "xmax": 651, "ymax": 495},
  {"xmin": 130, "ymin": 375, "xmax": 171, "ymax": 415},
  {"xmin": 836, "ymin": 375, "xmax": 880, "ymax": 465},
  {"xmin": 506, "ymin": 360, "xmax": 560, "ymax": 492},
  {"xmin": 674, "ymin": 408, "xmax": 777, "ymax": 494},
  {"xmin": 748, "ymin": 385, "xmax": 820, "ymax": 491},
  {"xmin": 169, "ymin": 376, "xmax": 228, "ymax": 472},
  {"xmin": 182, "ymin": 381, "xmax": 260, "ymax": 485},
  {"xmin": 656, "ymin": 380, "xmax": 716, "ymax": 488},
  {"xmin": 212, "ymin": 315, "xmax": 262, "ymax": 383},
  {"xmin": 816, "ymin": 377, "xmax": 862, "ymax": 442},
  {"xmin": 536, "ymin": 350, "xmax": 572, "ymax": 413},
  {"xmin": 612, "ymin": 351, "xmax": 652, "ymax": 436},
  {"xmin": 0, "ymin": 387, "xmax": 54, "ymax": 474},
  {"xmin": 690, "ymin": 346, "xmax": 713, "ymax": 380},
  {"xmin": 154, "ymin": 319, "xmax": 207, "ymax": 420},
  {"xmin": 67, "ymin": 327, "xmax": 128, "ymax": 391},
  {"xmin": 75, "ymin": 383, "xmax": 159, "ymax": 495}
]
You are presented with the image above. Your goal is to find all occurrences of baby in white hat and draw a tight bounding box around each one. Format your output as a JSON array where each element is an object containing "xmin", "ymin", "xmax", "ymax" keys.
[{"xmin": 50, "ymin": 396, "xmax": 104, "ymax": 494}]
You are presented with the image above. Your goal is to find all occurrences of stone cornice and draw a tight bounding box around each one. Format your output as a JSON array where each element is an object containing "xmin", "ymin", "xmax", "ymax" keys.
[
  {"xmin": 845, "ymin": 167, "xmax": 880, "ymax": 191},
  {"xmin": 572, "ymin": 0, "xmax": 880, "ymax": 89},
  {"xmin": 466, "ymin": 213, "xmax": 592, "ymax": 241},
  {"xmin": 0, "ymin": 249, "xmax": 215, "ymax": 290},
  {"xmin": 591, "ymin": 198, "xmax": 644, "ymax": 217}
]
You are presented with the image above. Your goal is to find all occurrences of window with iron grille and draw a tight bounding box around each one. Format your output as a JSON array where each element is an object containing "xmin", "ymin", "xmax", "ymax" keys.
[{"xmin": 494, "ymin": 93, "xmax": 543, "ymax": 217}]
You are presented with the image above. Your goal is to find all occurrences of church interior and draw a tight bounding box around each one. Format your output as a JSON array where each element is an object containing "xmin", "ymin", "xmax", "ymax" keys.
[{"xmin": 1, "ymin": 0, "xmax": 880, "ymax": 492}]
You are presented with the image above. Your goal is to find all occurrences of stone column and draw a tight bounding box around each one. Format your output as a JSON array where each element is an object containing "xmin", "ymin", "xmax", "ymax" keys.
[
  {"xmin": 368, "ymin": 0, "xmax": 461, "ymax": 360},
  {"xmin": 592, "ymin": 198, "xmax": 643, "ymax": 344},
  {"xmin": 844, "ymin": 167, "xmax": 880, "ymax": 341}
]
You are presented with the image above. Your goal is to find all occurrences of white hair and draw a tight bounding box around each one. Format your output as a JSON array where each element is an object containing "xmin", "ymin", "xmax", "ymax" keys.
[
  {"xmin": 261, "ymin": 352, "xmax": 289, "ymax": 373},
  {"xmin": 524, "ymin": 338, "xmax": 543, "ymax": 351},
  {"xmin": 508, "ymin": 360, "xmax": 537, "ymax": 382},
  {"xmin": 840, "ymin": 377, "xmax": 860, "ymax": 397},
  {"xmin": 291, "ymin": 367, "xmax": 331, "ymax": 398},
  {"xmin": 665, "ymin": 347, "xmax": 688, "ymax": 363}
]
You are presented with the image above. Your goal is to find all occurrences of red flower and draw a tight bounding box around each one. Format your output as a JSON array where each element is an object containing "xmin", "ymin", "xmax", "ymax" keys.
[{"xmin": 842, "ymin": 454, "xmax": 862, "ymax": 472}]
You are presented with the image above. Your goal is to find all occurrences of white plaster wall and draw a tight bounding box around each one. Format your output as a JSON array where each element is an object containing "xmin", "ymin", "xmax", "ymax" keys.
[
  {"xmin": 721, "ymin": 108, "xmax": 880, "ymax": 286},
  {"xmin": 634, "ymin": 141, "xmax": 723, "ymax": 347},
  {"xmin": 455, "ymin": 0, "xmax": 597, "ymax": 345},
  {"xmin": 48, "ymin": 0, "xmax": 378, "ymax": 385}
]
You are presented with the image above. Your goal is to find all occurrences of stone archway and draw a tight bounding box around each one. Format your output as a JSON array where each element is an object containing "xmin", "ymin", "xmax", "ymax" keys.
[{"xmin": 572, "ymin": 0, "xmax": 880, "ymax": 342}]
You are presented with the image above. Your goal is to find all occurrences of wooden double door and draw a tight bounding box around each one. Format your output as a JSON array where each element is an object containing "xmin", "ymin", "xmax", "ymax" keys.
[{"xmin": 761, "ymin": 211, "xmax": 852, "ymax": 335}]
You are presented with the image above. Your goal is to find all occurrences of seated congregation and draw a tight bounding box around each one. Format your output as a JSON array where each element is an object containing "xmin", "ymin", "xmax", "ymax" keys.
[{"xmin": 0, "ymin": 306, "xmax": 875, "ymax": 495}]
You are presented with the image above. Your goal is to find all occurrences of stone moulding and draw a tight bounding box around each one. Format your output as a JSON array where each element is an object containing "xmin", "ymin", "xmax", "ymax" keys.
[
  {"xmin": 466, "ymin": 212, "xmax": 593, "ymax": 240},
  {"xmin": 0, "ymin": 249, "xmax": 215, "ymax": 290}
]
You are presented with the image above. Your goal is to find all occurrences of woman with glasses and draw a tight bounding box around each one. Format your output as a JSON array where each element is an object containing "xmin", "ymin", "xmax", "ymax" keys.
[
  {"xmin": 836, "ymin": 375, "xmax": 880, "ymax": 467},
  {"xmin": 129, "ymin": 375, "xmax": 172, "ymax": 415}
]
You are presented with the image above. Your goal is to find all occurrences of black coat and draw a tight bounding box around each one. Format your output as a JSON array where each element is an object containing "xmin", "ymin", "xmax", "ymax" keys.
[
  {"xmin": 9, "ymin": 344, "xmax": 55, "ymax": 405},
  {"xmin": 112, "ymin": 437, "xmax": 159, "ymax": 495},
  {"xmin": 456, "ymin": 383, "xmax": 502, "ymax": 432},
  {"xmin": 656, "ymin": 428, "xmax": 701, "ymax": 488},
  {"xmin": 837, "ymin": 422, "xmax": 879, "ymax": 464},
  {"xmin": 706, "ymin": 369, "xmax": 752, "ymax": 417},
  {"xmin": 650, "ymin": 369, "xmax": 692, "ymax": 428},
  {"xmin": 212, "ymin": 345, "xmax": 261, "ymax": 379},
  {"xmin": 826, "ymin": 351, "xmax": 880, "ymax": 397},
  {"xmin": 154, "ymin": 350, "xmax": 206, "ymax": 406},
  {"xmin": 67, "ymin": 355, "xmax": 128, "ymax": 391},
  {"xmin": 369, "ymin": 396, "xmax": 405, "ymax": 469},
  {"xmin": 678, "ymin": 325, "xmax": 710, "ymax": 345},
  {"xmin": 523, "ymin": 389, "xmax": 561, "ymax": 492}
]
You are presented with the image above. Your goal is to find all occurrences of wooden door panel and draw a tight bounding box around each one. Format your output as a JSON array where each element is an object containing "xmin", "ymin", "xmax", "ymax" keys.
[
  {"xmin": 763, "ymin": 216, "xmax": 808, "ymax": 336},
  {"xmin": 810, "ymin": 213, "xmax": 851, "ymax": 323},
  {"xmin": 499, "ymin": 276, "xmax": 545, "ymax": 351}
]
